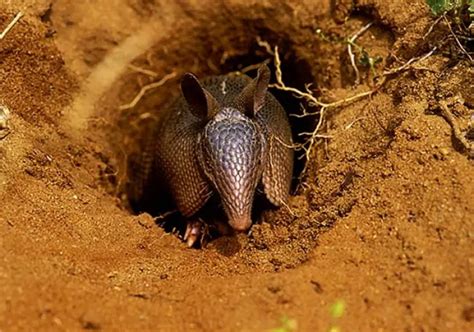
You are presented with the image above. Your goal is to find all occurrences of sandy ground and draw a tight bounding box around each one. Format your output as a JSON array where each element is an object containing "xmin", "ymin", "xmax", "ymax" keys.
[{"xmin": 0, "ymin": 0, "xmax": 473, "ymax": 331}]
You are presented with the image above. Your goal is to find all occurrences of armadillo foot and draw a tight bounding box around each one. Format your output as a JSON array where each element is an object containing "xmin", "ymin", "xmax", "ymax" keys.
[{"xmin": 183, "ymin": 219, "xmax": 209, "ymax": 248}]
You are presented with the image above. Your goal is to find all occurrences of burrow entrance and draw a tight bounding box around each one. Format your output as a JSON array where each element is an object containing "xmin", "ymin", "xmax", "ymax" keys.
[
  {"xmin": 88, "ymin": 2, "xmax": 392, "ymax": 266},
  {"xmin": 102, "ymin": 16, "xmax": 323, "ymax": 244}
]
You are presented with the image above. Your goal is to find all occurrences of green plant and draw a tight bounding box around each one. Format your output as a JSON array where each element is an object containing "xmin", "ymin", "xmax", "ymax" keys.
[
  {"xmin": 425, "ymin": 0, "xmax": 473, "ymax": 63},
  {"xmin": 328, "ymin": 299, "xmax": 346, "ymax": 332},
  {"xmin": 271, "ymin": 316, "xmax": 298, "ymax": 332},
  {"xmin": 359, "ymin": 50, "xmax": 383, "ymax": 77},
  {"xmin": 330, "ymin": 299, "xmax": 346, "ymax": 319},
  {"xmin": 315, "ymin": 26, "xmax": 383, "ymax": 81},
  {"xmin": 426, "ymin": 0, "xmax": 470, "ymax": 15}
]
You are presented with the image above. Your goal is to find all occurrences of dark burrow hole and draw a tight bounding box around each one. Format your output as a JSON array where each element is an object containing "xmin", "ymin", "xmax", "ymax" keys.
[
  {"xmin": 125, "ymin": 42, "xmax": 318, "ymax": 244},
  {"xmin": 219, "ymin": 43, "xmax": 318, "ymax": 185}
]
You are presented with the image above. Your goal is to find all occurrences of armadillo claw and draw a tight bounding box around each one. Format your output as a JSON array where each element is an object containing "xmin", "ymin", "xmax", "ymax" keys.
[{"xmin": 183, "ymin": 219, "xmax": 209, "ymax": 248}]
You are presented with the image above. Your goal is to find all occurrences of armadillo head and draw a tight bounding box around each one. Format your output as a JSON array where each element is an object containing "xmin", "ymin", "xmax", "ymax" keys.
[
  {"xmin": 199, "ymin": 108, "xmax": 266, "ymax": 231},
  {"xmin": 181, "ymin": 66, "xmax": 271, "ymax": 231}
]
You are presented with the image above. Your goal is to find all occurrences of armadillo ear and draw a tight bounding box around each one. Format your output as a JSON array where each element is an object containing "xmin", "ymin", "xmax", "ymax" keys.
[
  {"xmin": 235, "ymin": 64, "xmax": 271, "ymax": 117},
  {"xmin": 253, "ymin": 64, "xmax": 271, "ymax": 113},
  {"xmin": 181, "ymin": 73, "xmax": 219, "ymax": 119}
]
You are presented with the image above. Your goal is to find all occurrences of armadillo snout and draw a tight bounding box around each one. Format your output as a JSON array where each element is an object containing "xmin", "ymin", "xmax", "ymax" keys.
[
  {"xmin": 228, "ymin": 214, "xmax": 253, "ymax": 232},
  {"xmin": 199, "ymin": 108, "xmax": 267, "ymax": 231}
]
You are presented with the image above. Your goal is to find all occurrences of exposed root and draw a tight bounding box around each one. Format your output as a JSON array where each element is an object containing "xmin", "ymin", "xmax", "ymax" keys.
[
  {"xmin": 0, "ymin": 12, "xmax": 23, "ymax": 40},
  {"xmin": 442, "ymin": 14, "xmax": 473, "ymax": 63},
  {"xmin": 154, "ymin": 209, "xmax": 178, "ymax": 222},
  {"xmin": 381, "ymin": 46, "xmax": 437, "ymax": 77},
  {"xmin": 345, "ymin": 117, "xmax": 366, "ymax": 130},
  {"xmin": 235, "ymin": 59, "xmax": 272, "ymax": 75},
  {"xmin": 423, "ymin": 16, "xmax": 443, "ymax": 39},
  {"xmin": 127, "ymin": 64, "xmax": 159, "ymax": 77},
  {"xmin": 256, "ymin": 36, "xmax": 275, "ymax": 56},
  {"xmin": 267, "ymin": 42, "xmax": 376, "ymax": 176},
  {"xmin": 347, "ymin": 22, "xmax": 374, "ymax": 85},
  {"xmin": 279, "ymin": 198, "xmax": 296, "ymax": 217},
  {"xmin": 258, "ymin": 37, "xmax": 438, "ymax": 180},
  {"xmin": 438, "ymin": 101, "xmax": 474, "ymax": 158},
  {"xmin": 271, "ymin": 43, "xmax": 376, "ymax": 110},
  {"xmin": 119, "ymin": 72, "xmax": 177, "ymax": 111}
]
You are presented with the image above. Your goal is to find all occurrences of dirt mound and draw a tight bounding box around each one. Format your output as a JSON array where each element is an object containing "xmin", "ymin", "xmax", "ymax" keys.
[{"xmin": 1, "ymin": 0, "xmax": 473, "ymax": 330}]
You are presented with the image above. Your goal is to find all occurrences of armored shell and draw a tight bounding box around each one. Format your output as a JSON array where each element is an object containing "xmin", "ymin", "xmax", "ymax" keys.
[{"xmin": 131, "ymin": 66, "xmax": 293, "ymax": 231}]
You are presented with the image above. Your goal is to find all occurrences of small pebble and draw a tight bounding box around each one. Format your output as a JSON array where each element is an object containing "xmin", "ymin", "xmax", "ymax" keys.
[
  {"xmin": 439, "ymin": 147, "xmax": 449, "ymax": 156},
  {"xmin": 0, "ymin": 105, "xmax": 11, "ymax": 139}
]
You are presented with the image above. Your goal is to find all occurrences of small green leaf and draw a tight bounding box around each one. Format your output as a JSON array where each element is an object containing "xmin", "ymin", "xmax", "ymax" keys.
[
  {"xmin": 426, "ymin": 0, "xmax": 466, "ymax": 15},
  {"xmin": 330, "ymin": 299, "xmax": 346, "ymax": 319},
  {"xmin": 359, "ymin": 50, "xmax": 370, "ymax": 67},
  {"xmin": 271, "ymin": 316, "xmax": 297, "ymax": 332},
  {"xmin": 427, "ymin": 0, "xmax": 451, "ymax": 15}
]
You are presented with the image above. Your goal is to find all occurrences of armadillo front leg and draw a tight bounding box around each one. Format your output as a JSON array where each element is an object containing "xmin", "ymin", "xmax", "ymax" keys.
[
  {"xmin": 184, "ymin": 219, "xmax": 209, "ymax": 248},
  {"xmin": 183, "ymin": 218, "xmax": 234, "ymax": 247}
]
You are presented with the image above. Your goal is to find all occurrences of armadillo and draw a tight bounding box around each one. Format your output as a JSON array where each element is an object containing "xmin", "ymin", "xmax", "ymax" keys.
[{"xmin": 130, "ymin": 65, "xmax": 293, "ymax": 246}]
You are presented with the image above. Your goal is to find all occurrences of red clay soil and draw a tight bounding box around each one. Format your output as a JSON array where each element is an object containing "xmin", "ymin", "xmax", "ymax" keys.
[{"xmin": 1, "ymin": 0, "xmax": 473, "ymax": 331}]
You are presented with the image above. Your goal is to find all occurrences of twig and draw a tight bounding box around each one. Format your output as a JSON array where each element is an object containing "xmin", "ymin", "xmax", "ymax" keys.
[
  {"xmin": 272, "ymin": 46, "xmax": 327, "ymax": 108},
  {"xmin": 374, "ymin": 46, "xmax": 438, "ymax": 89},
  {"xmin": 0, "ymin": 130, "xmax": 11, "ymax": 140},
  {"xmin": 258, "ymin": 40, "xmax": 438, "ymax": 180},
  {"xmin": 442, "ymin": 14, "xmax": 473, "ymax": 63},
  {"xmin": 239, "ymin": 59, "xmax": 271, "ymax": 74},
  {"xmin": 227, "ymin": 59, "xmax": 272, "ymax": 77},
  {"xmin": 0, "ymin": 12, "xmax": 23, "ymax": 40},
  {"xmin": 272, "ymin": 132, "xmax": 302, "ymax": 150},
  {"xmin": 423, "ymin": 16, "xmax": 443, "ymax": 39},
  {"xmin": 299, "ymin": 132, "xmax": 333, "ymax": 139},
  {"xmin": 345, "ymin": 117, "xmax": 366, "ymax": 130},
  {"xmin": 382, "ymin": 46, "xmax": 437, "ymax": 76},
  {"xmin": 267, "ymin": 43, "xmax": 377, "ymax": 177},
  {"xmin": 119, "ymin": 72, "xmax": 177, "ymax": 110},
  {"xmin": 279, "ymin": 198, "xmax": 296, "ymax": 217},
  {"xmin": 127, "ymin": 64, "xmax": 158, "ymax": 77},
  {"xmin": 272, "ymin": 45, "xmax": 376, "ymax": 110},
  {"xmin": 256, "ymin": 37, "xmax": 274, "ymax": 55},
  {"xmin": 154, "ymin": 210, "xmax": 178, "ymax": 222},
  {"xmin": 348, "ymin": 22, "xmax": 374, "ymax": 85},
  {"xmin": 438, "ymin": 101, "xmax": 473, "ymax": 157}
]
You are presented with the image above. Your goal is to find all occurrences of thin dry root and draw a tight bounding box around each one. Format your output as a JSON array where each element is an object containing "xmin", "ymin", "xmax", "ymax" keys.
[
  {"xmin": 235, "ymin": 59, "xmax": 272, "ymax": 75},
  {"xmin": 153, "ymin": 209, "xmax": 178, "ymax": 222},
  {"xmin": 0, "ymin": 12, "xmax": 23, "ymax": 40},
  {"xmin": 257, "ymin": 37, "xmax": 438, "ymax": 180},
  {"xmin": 256, "ymin": 37, "xmax": 275, "ymax": 56},
  {"xmin": 381, "ymin": 47, "xmax": 437, "ymax": 77},
  {"xmin": 279, "ymin": 198, "xmax": 296, "ymax": 217},
  {"xmin": 345, "ymin": 117, "xmax": 366, "ymax": 130},
  {"xmin": 442, "ymin": 15, "xmax": 473, "ymax": 63},
  {"xmin": 438, "ymin": 102, "xmax": 474, "ymax": 158},
  {"xmin": 127, "ymin": 64, "xmax": 159, "ymax": 77},
  {"xmin": 119, "ymin": 72, "xmax": 177, "ymax": 111},
  {"xmin": 272, "ymin": 44, "xmax": 376, "ymax": 110},
  {"xmin": 423, "ymin": 16, "xmax": 443, "ymax": 39},
  {"xmin": 347, "ymin": 22, "xmax": 374, "ymax": 85}
]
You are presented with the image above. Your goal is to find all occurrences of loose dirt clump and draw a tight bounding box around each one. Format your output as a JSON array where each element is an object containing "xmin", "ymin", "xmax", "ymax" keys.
[{"xmin": 0, "ymin": 0, "xmax": 472, "ymax": 331}]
